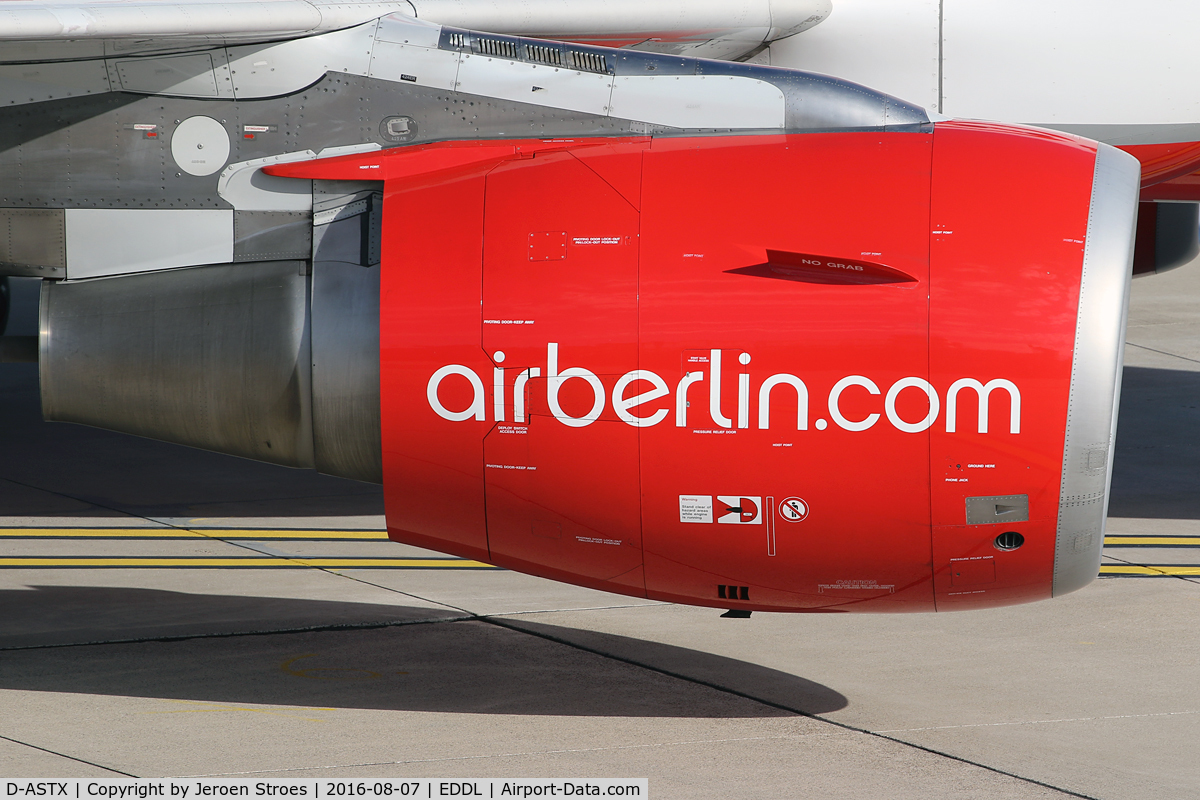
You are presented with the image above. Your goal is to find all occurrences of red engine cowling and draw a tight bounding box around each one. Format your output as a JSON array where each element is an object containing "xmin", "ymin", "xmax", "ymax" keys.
[{"xmin": 270, "ymin": 121, "xmax": 1139, "ymax": 612}]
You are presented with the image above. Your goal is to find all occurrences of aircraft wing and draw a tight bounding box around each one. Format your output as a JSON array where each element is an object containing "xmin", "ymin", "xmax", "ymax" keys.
[
  {"xmin": 404, "ymin": 0, "xmax": 831, "ymax": 60},
  {"xmin": 0, "ymin": 0, "xmax": 832, "ymax": 61},
  {"xmin": 0, "ymin": 0, "xmax": 414, "ymax": 48}
]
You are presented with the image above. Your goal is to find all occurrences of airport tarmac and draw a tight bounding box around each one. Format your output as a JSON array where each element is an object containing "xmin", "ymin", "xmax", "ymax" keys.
[{"xmin": 1, "ymin": 268, "xmax": 1198, "ymax": 800}]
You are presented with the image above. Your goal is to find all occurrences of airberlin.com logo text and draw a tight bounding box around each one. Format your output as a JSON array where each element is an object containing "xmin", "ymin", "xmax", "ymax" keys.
[{"xmin": 426, "ymin": 343, "xmax": 1020, "ymax": 435}]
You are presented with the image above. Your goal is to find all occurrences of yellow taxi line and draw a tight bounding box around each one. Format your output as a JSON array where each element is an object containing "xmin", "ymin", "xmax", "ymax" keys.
[
  {"xmin": 4, "ymin": 529, "xmax": 1200, "ymax": 545},
  {"xmin": 0, "ymin": 556, "xmax": 1187, "ymax": 575},
  {"xmin": 0, "ymin": 530, "xmax": 1194, "ymax": 576},
  {"xmin": 0, "ymin": 557, "xmax": 497, "ymax": 569},
  {"xmin": 1099, "ymin": 565, "xmax": 1200, "ymax": 576},
  {"xmin": 0, "ymin": 528, "xmax": 389, "ymax": 540},
  {"xmin": 1103, "ymin": 537, "xmax": 1200, "ymax": 546},
  {"xmin": 0, "ymin": 556, "xmax": 1192, "ymax": 579}
]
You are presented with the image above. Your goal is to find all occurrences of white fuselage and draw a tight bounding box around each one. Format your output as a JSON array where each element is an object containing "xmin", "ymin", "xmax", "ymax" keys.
[{"xmin": 763, "ymin": 0, "xmax": 1200, "ymax": 144}]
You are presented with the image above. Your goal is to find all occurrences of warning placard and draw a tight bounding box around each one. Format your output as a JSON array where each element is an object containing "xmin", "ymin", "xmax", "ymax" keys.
[
  {"xmin": 717, "ymin": 496, "xmax": 762, "ymax": 524},
  {"xmin": 780, "ymin": 496, "xmax": 809, "ymax": 522},
  {"xmin": 679, "ymin": 495, "xmax": 713, "ymax": 523}
]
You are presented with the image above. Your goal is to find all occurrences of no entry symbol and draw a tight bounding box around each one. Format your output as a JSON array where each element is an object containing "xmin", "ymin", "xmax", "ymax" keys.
[{"xmin": 780, "ymin": 497, "xmax": 809, "ymax": 522}]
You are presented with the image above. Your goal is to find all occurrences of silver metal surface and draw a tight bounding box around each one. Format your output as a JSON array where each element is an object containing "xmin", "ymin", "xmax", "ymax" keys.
[
  {"xmin": 227, "ymin": 22, "xmax": 380, "ymax": 99},
  {"xmin": 438, "ymin": 25, "xmax": 928, "ymax": 131},
  {"xmin": 40, "ymin": 260, "xmax": 316, "ymax": 468},
  {"xmin": 965, "ymin": 494, "xmax": 1029, "ymax": 525},
  {"xmin": 0, "ymin": 208, "xmax": 65, "ymax": 277},
  {"xmin": 115, "ymin": 53, "xmax": 220, "ymax": 97},
  {"xmin": 0, "ymin": 263, "xmax": 64, "ymax": 278},
  {"xmin": 311, "ymin": 188, "xmax": 380, "ymax": 267},
  {"xmin": 312, "ymin": 198, "xmax": 369, "ymax": 227},
  {"xmin": 234, "ymin": 210, "xmax": 312, "ymax": 261},
  {"xmin": 456, "ymin": 54, "xmax": 614, "ymax": 118},
  {"xmin": 376, "ymin": 12, "xmax": 440, "ymax": 47},
  {"xmin": 64, "ymin": 209, "xmax": 233, "ymax": 278},
  {"xmin": 609, "ymin": 74, "xmax": 785, "ymax": 129},
  {"xmin": 368, "ymin": 39, "xmax": 460, "ymax": 92},
  {"xmin": 306, "ymin": 179, "xmax": 383, "ymax": 482},
  {"xmin": 304, "ymin": 178, "xmax": 383, "ymax": 482},
  {"xmin": 0, "ymin": 59, "xmax": 111, "ymax": 105},
  {"xmin": 310, "ymin": 260, "xmax": 382, "ymax": 483},
  {"xmin": 1053, "ymin": 143, "xmax": 1141, "ymax": 597}
]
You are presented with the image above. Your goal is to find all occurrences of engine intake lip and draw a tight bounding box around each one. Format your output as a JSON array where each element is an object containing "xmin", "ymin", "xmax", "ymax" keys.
[{"xmin": 1053, "ymin": 143, "xmax": 1141, "ymax": 596}]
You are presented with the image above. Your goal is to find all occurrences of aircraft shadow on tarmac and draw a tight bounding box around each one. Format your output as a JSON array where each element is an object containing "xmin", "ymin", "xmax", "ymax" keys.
[
  {"xmin": 0, "ymin": 362, "xmax": 384, "ymax": 520},
  {"xmin": 1, "ymin": 349, "xmax": 1196, "ymax": 518},
  {"xmin": 1109, "ymin": 365, "xmax": 1200, "ymax": 519},
  {"xmin": 0, "ymin": 585, "xmax": 848, "ymax": 717}
]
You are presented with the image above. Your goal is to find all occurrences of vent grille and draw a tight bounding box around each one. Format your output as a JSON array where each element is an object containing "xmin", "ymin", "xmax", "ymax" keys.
[
  {"xmin": 994, "ymin": 531, "xmax": 1026, "ymax": 551},
  {"xmin": 474, "ymin": 37, "xmax": 519, "ymax": 59},
  {"xmin": 525, "ymin": 44, "xmax": 562, "ymax": 66},
  {"xmin": 717, "ymin": 585, "xmax": 750, "ymax": 601},
  {"xmin": 443, "ymin": 29, "xmax": 610, "ymax": 74},
  {"xmin": 570, "ymin": 50, "xmax": 608, "ymax": 74}
]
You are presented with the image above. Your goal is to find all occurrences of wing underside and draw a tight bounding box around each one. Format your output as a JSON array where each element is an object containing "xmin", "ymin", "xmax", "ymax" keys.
[{"xmin": 0, "ymin": 0, "xmax": 832, "ymax": 62}]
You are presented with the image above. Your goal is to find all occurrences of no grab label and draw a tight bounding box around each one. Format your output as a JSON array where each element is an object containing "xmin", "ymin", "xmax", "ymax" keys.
[{"xmin": 780, "ymin": 497, "xmax": 809, "ymax": 522}]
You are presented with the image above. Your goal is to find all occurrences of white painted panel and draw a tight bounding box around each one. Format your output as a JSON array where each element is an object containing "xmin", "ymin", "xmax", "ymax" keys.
[
  {"xmin": 65, "ymin": 209, "xmax": 233, "ymax": 279},
  {"xmin": 113, "ymin": 52, "xmax": 218, "ymax": 97},
  {"xmin": 407, "ymin": 0, "xmax": 830, "ymax": 41},
  {"xmin": 0, "ymin": 0, "xmax": 414, "ymax": 39},
  {"xmin": 942, "ymin": 0, "xmax": 1200, "ymax": 125},
  {"xmin": 218, "ymin": 151, "xmax": 318, "ymax": 212},
  {"xmin": 316, "ymin": 142, "xmax": 382, "ymax": 158},
  {"xmin": 455, "ymin": 53, "xmax": 613, "ymax": 116},
  {"xmin": 767, "ymin": 0, "xmax": 940, "ymax": 114},
  {"xmin": 609, "ymin": 75, "xmax": 784, "ymax": 130},
  {"xmin": 369, "ymin": 41, "xmax": 460, "ymax": 91},
  {"xmin": 227, "ymin": 22, "xmax": 378, "ymax": 99},
  {"xmin": 171, "ymin": 115, "xmax": 231, "ymax": 177},
  {"xmin": 375, "ymin": 13, "xmax": 442, "ymax": 48},
  {"xmin": 216, "ymin": 144, "xmax": 383, "ymax": 212},
  {"xmin": 0, "ymin": 58, "xmax": 111, "ymax": 106}
]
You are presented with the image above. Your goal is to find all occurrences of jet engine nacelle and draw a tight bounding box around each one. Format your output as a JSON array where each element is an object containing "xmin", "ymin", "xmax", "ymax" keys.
[{"xmin": 270, "ymin": 121, "xmax": 1140, "ymax": 612}]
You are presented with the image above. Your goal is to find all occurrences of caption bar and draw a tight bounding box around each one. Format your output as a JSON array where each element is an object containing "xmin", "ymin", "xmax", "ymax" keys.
[{"xmin": 4, "ymin": 781, "xmax": 647, "ymax": 799}]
